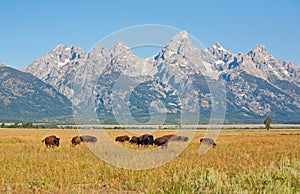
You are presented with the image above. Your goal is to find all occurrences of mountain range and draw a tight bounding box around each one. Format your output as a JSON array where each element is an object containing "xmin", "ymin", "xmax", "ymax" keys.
[
  {"xmin": 0, "ymin": 64, "xmax": 72, "ymax": 122},
  {"xmin": 1, "ymin": 31, "xmax": 300, "ymax": 124}
]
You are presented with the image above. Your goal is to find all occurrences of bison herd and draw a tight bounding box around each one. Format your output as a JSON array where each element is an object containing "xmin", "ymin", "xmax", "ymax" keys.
[
  {"xmin": 42, "ymin": 134, "xmax": 217, "ymax": 149},
  {"xmin": 115, "ymin": 134, "xmax": 212, "ymax": 149},
  {"xmin": 42, "ymin": 135, "xmax": 98, "ymax": 148}
]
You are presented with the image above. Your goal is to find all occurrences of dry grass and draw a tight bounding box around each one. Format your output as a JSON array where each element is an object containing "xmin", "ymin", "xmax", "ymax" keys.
[{"xmin": 0, "ymin": 128, "xmax": 300, "ymax": 193}]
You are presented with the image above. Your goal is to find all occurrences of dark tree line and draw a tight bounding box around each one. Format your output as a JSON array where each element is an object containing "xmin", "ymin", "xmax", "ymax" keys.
[{"xmin": 0, "ymin": 122, "xmax": 57, "ymax": 129}]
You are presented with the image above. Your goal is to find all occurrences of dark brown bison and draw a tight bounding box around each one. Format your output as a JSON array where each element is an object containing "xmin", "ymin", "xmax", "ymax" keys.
[
  {"xmin": 115, "ymin": 135, "xmax": 130, "ymax": 142},
  {"xmin": 80, "ymin": 135, "xmax": 97, "ymax": 143},
  {"xmin": 154, "ymin": 136, "xmax": 169, "ymax": 149},
  {"xmin": 71, "ymin": 136, "xmax": 81, "ymax": 146},
  {"xmin": 137, "ymin": 134, "xmax": 154, "ymax": 146},
  {"xmin": 42, "ymin": 135, "xmax": 60, "ymax": 148},
  {"xmin": 200, "ymin": 138, "xmax": 216, "ymax": 147},
  {"xmin": 129, "ymin": 136, "xmax": 138, "ymax": 144}
]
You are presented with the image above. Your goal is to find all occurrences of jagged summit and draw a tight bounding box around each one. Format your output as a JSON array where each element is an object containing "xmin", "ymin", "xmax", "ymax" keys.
[
  {"xmin": 35, "ymin": 44, "xmax": 86, "ymax": 68},
  {"xmin": 211, "ymin": 42, "xmax": 227, "ymax": 52},
  {"xmin": 248, "ymin": 44, "xmax": 272, "ymax": 58},
  {"xmin": 113, "ymin": 42, "xmax": 130, "ymax": 49},
  {"xmin": 46, "ymin": 43, "xmax": 78, "ymax": 53},
  {"xmin": 87, "ymin": 44, "xmax": 108, "ymax": 60},
  {"xmin": 109, "ymin": 42, "xmax": 136, "ymax": 58},
  {"xmin": 207, "ymin": 43, "xmax": 231, "ymax": 60},
  {"xmin": 252, "ymin": 44, "xmax": 267, "ymax": 52},
  {"xmin": 172, "ymin": 30, "xmax": 189, "ymax": 40},
  {"xmin": 165, "ymin": 31, "xmax": 193, "ymax": 54}
]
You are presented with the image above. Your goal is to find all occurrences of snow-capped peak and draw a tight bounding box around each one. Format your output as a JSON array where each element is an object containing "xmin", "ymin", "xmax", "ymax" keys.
[
  {"xmin": 248, "ymin": 45, "xmax": 271, "ymax": 56},
  {"xmin": 252, "ymin": 44, "xmax": 267, "ymax": 52},
  {"xmin": 166, "ymin": 31, "xmax": 192, "ymax": 49},
  {"xmin": 110, "ymin": 42, "xmax": 133, "ymax": 57},
  {"xmin": 50, "ymin": 44, "xmax": 83, "ymax": 56},
  {"xmin": 173, "ymin": 30, "xmax": 189, "ymax": 40},
  {"xmin": 212, "ymin": 42, "xmax": 227, "ymax": 52},
  {"xmin": 113, "ymin": 42, "xmax": 130, "ymax": 49}
]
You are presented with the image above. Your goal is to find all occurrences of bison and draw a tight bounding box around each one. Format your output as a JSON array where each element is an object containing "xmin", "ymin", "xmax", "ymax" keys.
[
  {"xmin": 71, "ymin": 136, "xmax": 81, "ymax": 146},
  {"xmin": 129, "ymin": 136, "xmax": 138, "ymax": 144},
  {"xmin": 200, "ymin": 137, "xmax": 216, "ymax": 147},
  {"xmin": 80, "ymin": 135, "xmax": 97, "ymax": 143},
  {"xmin": 42, "ymin": 135, "xmax": 60, "ymax": 148},
  {"xmin": 153, "ymin": 134, "xmax": 189, "ymax": 149},
  {"xmin": 154, "ymin": 136, "xmax": 169, "ymax": 149},
  {"xmin": 137, "ymin": 134, "xmax": 154, "ymax": 146},
  {"xmin": 115, "ymin": 135, "xmax": 130, "ymax": 142}
]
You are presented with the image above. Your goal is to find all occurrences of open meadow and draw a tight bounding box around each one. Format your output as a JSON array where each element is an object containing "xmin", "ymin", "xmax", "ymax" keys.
[{"xmin": 0, "ymin": 128, "xmax": 300, "ymax": 193}]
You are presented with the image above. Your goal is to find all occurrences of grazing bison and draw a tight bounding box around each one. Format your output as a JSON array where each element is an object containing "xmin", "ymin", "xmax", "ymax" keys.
[
  {"xmin": 115, "ymin": 135, "xmax": 130, "ymax": 142},
  {"xmin": 129, "ymin": 136, "xmax": 138, "ymax": 144},
  {"xmin": 42, "ymin": 135, "xmax": 60, "ymax": 148},
  {"xmin": 80, "ymin": 135, "xmax": 97, "ymax": 143},
  {"xmin": 154, "ymin": 136, "xmax": 169, "ymax": 149},
  {"xmin": 137, "ymin": 134, "xmax": 154, "ymax": 146},
  {"xmin": 71, "ymin": 136, "xmax": 81, "ymax": 146},
  {"xmin": 200, "ymin": 138, "xmax": 216, "ymax": 147}
]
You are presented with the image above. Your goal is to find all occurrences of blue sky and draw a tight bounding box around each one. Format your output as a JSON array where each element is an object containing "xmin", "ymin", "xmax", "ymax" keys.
[{"xmin": 0, "ymin": 0, "xmax": 299, "ymax": 68}]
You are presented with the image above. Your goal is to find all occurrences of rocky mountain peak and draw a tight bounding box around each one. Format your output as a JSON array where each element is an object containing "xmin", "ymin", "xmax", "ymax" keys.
[
  {"xmin": 50, "ymin": 44, "xmax": 85, "ymax": 55},
  {"xmin": 211, "ymin": 42, "xmax": 228, "ymax": 52},
  {"xmin": 252, "ymin": 44, "xmax": 267, "ymax": 52},
  {"xmin": 0, "ymin": 61, "xmax": 6, "ymax": 67},
  {"xmin": 51, "ymin": 44, "xmax": 75, "ymax": 54},
  {"xmin": 248, "ymin": 44, "xmax": 273, "ymax": 59},
  {"xmin": 207, "ymin": 43, "xmax": 233, "ymax": 70},
  {"xmin": 38, "ymin": 44, "xmax": 86, "ymax": 69},
  {"xmin": 87, "ymin": 44, "xmax": 109, "ymax": 60},
  {"xmin": 165, "ymin": 31, "xmax": 193, "ymax": 55},
  {"xmin": 173, "ymin": 30, "xmax": 189, "ymax": 40},
  {"xmin": 110, "ymin": 42, "xmax": 133, "ymax": 57}
]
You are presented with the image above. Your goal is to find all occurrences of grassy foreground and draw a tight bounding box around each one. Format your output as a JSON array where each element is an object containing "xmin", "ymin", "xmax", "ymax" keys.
[{"xmin": 0, "ymin": 129, "xmax": 299, "ymax": 193}]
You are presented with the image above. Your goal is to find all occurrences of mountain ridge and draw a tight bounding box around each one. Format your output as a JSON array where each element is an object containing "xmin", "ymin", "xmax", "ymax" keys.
[
  {"xmin": 24, "ymin": 31, "xmax": 300, "ymax": 123},
  {"xmin": 0, "ymin": 64, "xmax": 73, "ymax": 122}
]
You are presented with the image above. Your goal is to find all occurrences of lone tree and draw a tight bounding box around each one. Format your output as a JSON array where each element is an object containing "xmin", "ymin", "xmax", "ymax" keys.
[
  {"xmin": 264, "ymin": 118, "xmax": 273, "ymax": 131},
  {"xmin": 177, "ymin": 122, "xmax": 182, "ymax": 129}
]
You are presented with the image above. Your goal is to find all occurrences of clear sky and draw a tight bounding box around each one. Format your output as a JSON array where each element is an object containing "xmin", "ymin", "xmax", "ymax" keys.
[{"xmin": 0, "ymin": 0, "xmax": 299, "ymax": 68}]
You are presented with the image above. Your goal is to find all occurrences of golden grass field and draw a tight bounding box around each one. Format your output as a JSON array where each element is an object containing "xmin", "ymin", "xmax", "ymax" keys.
[{"xmin": 0, "ymin": 128, "xmax": 300, "ymax": 193}]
